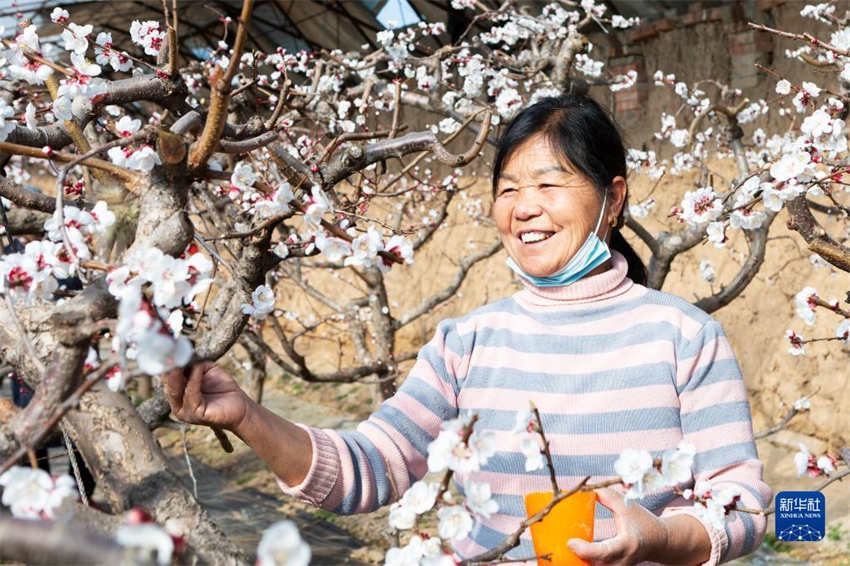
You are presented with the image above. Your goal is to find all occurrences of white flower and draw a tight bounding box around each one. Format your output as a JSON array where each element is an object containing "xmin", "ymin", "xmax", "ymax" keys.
[
  {"xmin": 427, "ymin": 429, "xmax": 459, "ymax": 473},
  {"xmin": 519, "ymin": 435, "xmax": 544, "ymax": 471},
  {"xmin": 241, "ymin": 284, "xmax": 276, "ymax": 320},
  {"xmin": 437, "ymin": 505, "xmax": 473, "ymax": 540},
  {"xmin": 669, "ymin": 129, "xmax": 689, "ymax": 148},
  {"xmin": 116, "ymin": 523, "xmax": 174, "ymax": 566},
  {"xmin": 23, "ymin": 103, "xmax": 37, "ymax": 129},
  {"xmin": 62, "ymin": 22, "xmax": 92, "ymax": 54},
  {"xmin": 770, "ymin": 150, "xmax": 810, "ymax": 182},
  {"xmin": 231, "ymin": 161, "xmax": 256, "ymax": 190},
  {"xmin": 126, "ymin": 146, "xmax": 161, "ymax": 172},
  {"xmin": 794, "ymin": 443, "xmax": 812, "ymax": 476},
  {"xmin": 106, "ymin": 366, "xmax": 126, "ymax": 391},
  {"xmin": 91, "ymin": 200, "xmax": 116, "ymax": 232},
  {"xmin": 136, "ymin": 331, "xmax": 193, "ymax": 375},
  {"xmin": 0, "ymin": 101, "xmax": 16, "ymax": 142},
  {"xmin": 257, "ymin": 521, "xmax": 310, "ymax": 566},
  {"xmin": 315, "ymin": 233, "xmax": 352, "ymax": 263},
  {"xmin": 775, "ymin": 79, "xmax": 791, "ymax": 95},
  {"xmin": 801, "ymin": 81, "xmax": 821, "ymax": 98},
  {"xmin": 679, "ymin": 187, "xmax": 721, "ymax": 225},
  {"xmin": 693, "ymin": 484, "xmax": 740, "ymax": 530},
  {"xmin": 384, "ymin": 235, "xmax": 413, "ymax": 265},
  {"xmin": 660, "ymin": 442, "xmax": 695, "ymax": 485},
  {"xmin": 116, "ymin": 115, "xmax": 142, "ymax": 136},
  {"xmin": 794, "ymin": 286, "xmax": 818, "ymax": 326},
  {"xmin": 836, "ymin": 319, "xmax": 850, "ymax": 343},
  {"xmin": 0, "ymin": 466, "xmax": 77, "ymax": 519},
  {"xmin": 729, "ymin": 209, "xmax": 766, "ymax": 230},
  {"xmin": 302, "ymin": 186, "xmax": 331, "ymax": 232},
  {"xmin": 706, "ymin": 221, "xmax": 727, "ymax": 248},
  {"xmin": 614, "ymin": 449, "xmax": 654, "ymax": 499},
  {"xmin": 465, "ymin": 481, "xmax": 499, "ymax": 518},
  {"xmin": 511, "ymin": 409, "xmax": 536, "ymax": 434},
  {"xmin": 130, "ymin": 20, "xmax": 166, "ymax": 57},
  {"xmin": 786, "ymin": 329, "xmax": 805, "ymax": 356},
  {"xmin": 816, "ymin": 455, "xmax": 836, "ymax": 475},
  {"xmin": 344, "ymin": 226, "xmax": 383, "ymax": 268},
  {"xmin": 792, "ymin": 396, "xmax": 811, "ymax": 411},
  {"xmin": 468, "ymin": 430, "xmax": 497, "ymax": 469},
  {"xmin": 801, "ymin": 109, "xmax": 834, "ymax": 138},
  {"xmin": 272, "ymin": 242, "xmax": 290, "ymax": 259},
  {"xmin": 52, "ymin": 96, "xmax": 73, "ymax": 122},
  {"xmin": 51, "ymin": 7, "xmax": 70, "ymax": 23},
  {"xmin": 438, "ymin": 118, "xmax": 460, "ymax": 134},
  {"xmin": 699, "ymin": 260, "xmax": 715, "ymax": 284},
  {"xmin": 401, "ymin": 481, "xmax": 439, "ymax": 515},
  {"xmin": 70, "ymin": 52, "xmax": 101, "ymax": 77},
  {"xmin": 388, "ymin": 500, "xmax": 417, "ymax": 530}
]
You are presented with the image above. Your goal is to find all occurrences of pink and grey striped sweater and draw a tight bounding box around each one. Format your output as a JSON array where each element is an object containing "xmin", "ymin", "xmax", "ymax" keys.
[{"xmin": 279, "ymin": 252, "xmax": 771, "ymax": 565}]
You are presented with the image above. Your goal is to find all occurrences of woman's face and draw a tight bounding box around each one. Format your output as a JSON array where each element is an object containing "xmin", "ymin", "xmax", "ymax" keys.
[{"xmin": 492, "ymin": 134, "xmax": 624, "ymax": 278}]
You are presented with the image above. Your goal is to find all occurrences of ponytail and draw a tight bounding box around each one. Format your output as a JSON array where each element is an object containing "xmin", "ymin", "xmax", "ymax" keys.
[{"xmin": 610, "ymin": 228, "xmax": 647, "ymax": 286}]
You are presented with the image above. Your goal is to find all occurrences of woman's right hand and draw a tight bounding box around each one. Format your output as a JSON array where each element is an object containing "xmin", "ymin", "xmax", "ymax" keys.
[{"xmin": 162, "ymin": 362, "xmax": 252, "ymax": 431}]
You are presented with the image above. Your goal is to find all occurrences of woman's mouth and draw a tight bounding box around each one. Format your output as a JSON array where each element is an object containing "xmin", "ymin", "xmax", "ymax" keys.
[{"xmin": 519, "ymin": 231, "xmax": 554, "ymax": 244}]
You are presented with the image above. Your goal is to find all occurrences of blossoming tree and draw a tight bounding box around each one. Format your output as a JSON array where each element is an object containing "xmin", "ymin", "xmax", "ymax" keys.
[{"xmin": 0, "ymin": 0, "xmax": 848, "ymax": 564}]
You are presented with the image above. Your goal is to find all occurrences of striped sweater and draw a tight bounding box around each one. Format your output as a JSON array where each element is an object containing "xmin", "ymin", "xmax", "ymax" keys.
[{"xmin": 278, "ymin": 252, "xmax": 771, "ymax": 565}]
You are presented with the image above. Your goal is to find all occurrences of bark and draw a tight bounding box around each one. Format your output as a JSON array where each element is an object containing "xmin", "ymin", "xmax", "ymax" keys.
[
  {"xmin": 786, "ymin": 195, "xmax": 850, "ymax": 273},
  {"xmin": 0, "ymin": 516, "xmax": 156, "ymax": 566},
  {"xmin": 239, "ymin": 334, "xmax": 267, "ymax": 404},
  {"xmin": 63, "ymin": 386, "xmax": 249, "ymax": 565},
  {"xmin": 5, "ymin": 208, "xmax": 51, "ymax": 235}
]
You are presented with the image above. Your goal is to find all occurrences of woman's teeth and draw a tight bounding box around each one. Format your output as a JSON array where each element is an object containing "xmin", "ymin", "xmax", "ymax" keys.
[{"xmin": 520, "ymin": 231, "xmax": 553, "ymax": 244}]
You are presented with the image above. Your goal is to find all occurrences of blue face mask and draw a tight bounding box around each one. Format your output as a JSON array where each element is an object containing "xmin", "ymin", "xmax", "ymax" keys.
[{"xmin": 506, "ymin": 192, "xmax": 611, "ymax": 288}]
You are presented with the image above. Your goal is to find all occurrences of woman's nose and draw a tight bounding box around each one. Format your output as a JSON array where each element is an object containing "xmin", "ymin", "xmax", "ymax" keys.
[{"xmin": 513, "ymin": 187, "xmax": 544, "ymax": 219}]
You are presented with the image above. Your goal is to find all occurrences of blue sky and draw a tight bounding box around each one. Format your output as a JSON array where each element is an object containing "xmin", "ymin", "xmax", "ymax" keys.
[{"xmin": 376, "ymin": 0, "xmax": 421, "ymax": 29}]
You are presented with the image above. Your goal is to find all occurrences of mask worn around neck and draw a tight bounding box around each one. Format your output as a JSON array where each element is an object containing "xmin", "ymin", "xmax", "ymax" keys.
[{"xmin": 506, "ymin": 191, "xmax": 612, "ymax": 287}]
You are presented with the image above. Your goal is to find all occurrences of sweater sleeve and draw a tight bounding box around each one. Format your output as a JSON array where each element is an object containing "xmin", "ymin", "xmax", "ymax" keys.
[
  {"xmin": 661, "ymin": 320, "xmax": 772, "ymax": 565},
  {"xmin": 277, "ymin": 318, "xmax": 464, "ymax": 513}
]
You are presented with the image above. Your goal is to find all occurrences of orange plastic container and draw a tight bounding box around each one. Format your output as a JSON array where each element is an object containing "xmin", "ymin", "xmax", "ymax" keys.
[{"xmin": 524, "ymin": 490, "xmax": 597, "ymax": 566}]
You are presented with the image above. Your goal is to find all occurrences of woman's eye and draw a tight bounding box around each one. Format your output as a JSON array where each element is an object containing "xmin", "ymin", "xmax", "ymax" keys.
[{"xmin": 498, "ymin": 188, "xmax": 515, "ymax": 196}]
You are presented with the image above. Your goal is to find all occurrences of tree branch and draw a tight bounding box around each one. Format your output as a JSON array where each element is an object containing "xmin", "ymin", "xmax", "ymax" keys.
[
  {"xmin": 187, "ymin": 0, "xmax": 256, "ymax": 170},
  {"xmin": 786, "ymin": 195, "xmax": 850, "ymax": 273},
  {"xmin": 396, "ymin": 240, "xmax": 502, "ymax": 328}
]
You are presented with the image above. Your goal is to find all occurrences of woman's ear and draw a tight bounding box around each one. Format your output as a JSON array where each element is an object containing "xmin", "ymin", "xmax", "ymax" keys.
[{"xmin": 609, "ymin": 176, "xmax": 628, "ymax": 226}]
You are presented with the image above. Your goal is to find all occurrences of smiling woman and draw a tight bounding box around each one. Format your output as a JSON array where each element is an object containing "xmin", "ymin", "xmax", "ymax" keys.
[
  {"xmin": 165, "ymin": 94, "xmax": 771, "ymax": 566},
  {"xmin": 492, "ymin": 95, "xmax": 646, "ymax": 286}
]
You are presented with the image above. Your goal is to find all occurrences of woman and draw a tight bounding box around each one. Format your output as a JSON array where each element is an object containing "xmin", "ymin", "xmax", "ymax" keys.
[{"xmin": 165, "ymin": 94, "xmax": 770, "ymax": 565}]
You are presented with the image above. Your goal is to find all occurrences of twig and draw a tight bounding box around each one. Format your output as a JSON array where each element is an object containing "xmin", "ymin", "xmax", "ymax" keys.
[
  {"xmin": 748, "ymin": 22, "xmax": 850, "ymax": 58},
  {"xmin": 461, "ymin": 476, "xmax": 593, "ymax": 565},
  {"xmin": 187, "ymin": 0, "xmax": 256, "ymax": 170},
  {"xmin": 435, "ymin": 414, "xmax": 479, "ymax": 504},
  {"xmin": 61, "ymin": 425, "xmax": 89, "ymax": 507},
  {"xmin": 181, "ymin": 423, "xmax": 199, "ymax": 500},
  {"xmin": 389, "ymin": 81, "xmax": 402, "ymax": 139},
  {"xmin": 530, "ymin": 403, "xmax": 559, "ymax": 495},
  {"xmin": 0, "ymin": 142, "xmax": 138, "ymax": 183}
]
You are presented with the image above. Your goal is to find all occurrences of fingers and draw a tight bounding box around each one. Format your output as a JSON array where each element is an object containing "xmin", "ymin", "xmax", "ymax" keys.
[
  {"xmin": 162, "ymin": 367, "xmax": 188, "ymax": 411},
  {"xmin": 595, "ymin": 486, "xmax": 628, "ymax": 514},
  {"xmin": 184, "ymin": 361, "xmax": 216, "ymax": 419},
  {"xmin": 567, "ymin": 536, "xmax": 626, "ymax": 563}
]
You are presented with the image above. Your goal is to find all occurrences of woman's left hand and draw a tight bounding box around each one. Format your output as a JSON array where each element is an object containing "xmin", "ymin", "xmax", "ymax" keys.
[{"xmin": 567, "ymin": 487, "xmax": 668, "ymax": 565}]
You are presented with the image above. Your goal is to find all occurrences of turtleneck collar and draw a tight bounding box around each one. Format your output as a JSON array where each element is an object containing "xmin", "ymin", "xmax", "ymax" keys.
[{"xmin": 513, "ymin": 250, "xmax": 634, "ymax": 306}]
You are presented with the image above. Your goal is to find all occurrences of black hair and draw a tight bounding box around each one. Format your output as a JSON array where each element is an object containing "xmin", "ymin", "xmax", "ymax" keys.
[{"xmin": 491, "ymin": 94, "xmax": 647, "ymax": 286}]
